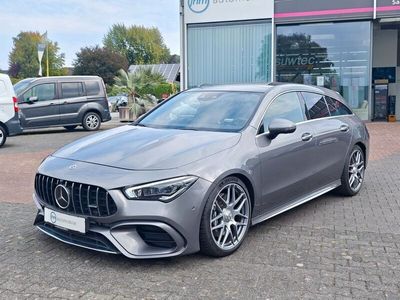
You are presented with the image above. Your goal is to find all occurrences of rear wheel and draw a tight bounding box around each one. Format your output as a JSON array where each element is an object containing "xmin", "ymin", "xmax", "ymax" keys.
[
  {"xmin": 82, "ymin": 112, "xmax": 101, "ymax": 131},
  {"xmin": 0, "ymin": 125, "xmax": 6, "ymax": 148},
  {"xmin": 64, "ymin": 125, "xmax": 78, "ymax": 131},
  {"xmin": 337, "ymin": 145, "xmax": 365, "ymax": 196},
  {"xmin": 200, "ymin": 177, "xmax": 251, "ymax": 257}
]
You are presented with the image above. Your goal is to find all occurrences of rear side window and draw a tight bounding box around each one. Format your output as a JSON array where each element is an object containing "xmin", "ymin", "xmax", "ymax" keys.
[
  {"xmin": 61, "ymin": 82, "xmax": 84, "ymax": 98},
  {"xmin": 301, "ymin": 92, "xmax": 330, "ymax": 120},
  {"xmin": 261, "ymin": 92, "xmax": 305, "ymax": 133},
  {"xmin": 325, "ymin": 96, "xmax": 352, "ymax": 116},
  {"xmin": 23, "ymin": 83, "xmax": 56, "ymax": 101},
  {"xmin": 85, "ymin": 81, "xmax": 101, "ymax": 96},
  {"xmin": 0, "ymin": 81, "xmax": 7, "ymax": 96}
]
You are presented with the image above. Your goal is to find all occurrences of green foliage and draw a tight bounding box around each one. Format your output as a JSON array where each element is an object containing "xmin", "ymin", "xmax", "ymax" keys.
[
  {"xmin": 104, "ymin": 24, "xmax": 171, "ymax": 65},
  {"xmin": 73, "ymin": 46, "xmax": 128, "ymax": 85},
  {"xmin": 168, "ymin": 54, "xmax": 180, "ymax": 64},
  {"xmin": 113, "ymin": 68, "xmax": 166, "ymax": 98},
  {"xmin": 8, "ymin": 31, "xmax": 65, "ymax": 78},
  {"xmin": 113, "ymin": 68, "xmax": 168, "ymax": 117}
]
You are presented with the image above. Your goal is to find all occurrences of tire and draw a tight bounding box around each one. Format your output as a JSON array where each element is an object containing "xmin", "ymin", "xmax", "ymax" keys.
[
  {"xmin": 199, "ymin": 176, "xmax": 252, "ymax": 257},
  {"xmin": 64, "ymin": 125, "xmax": 78, "ymax": 131},
  {"xmin": 337, "ymin": 145, "xmax": 365, "ymax": 196},
  {"xmin": 0, "ymin": 125, "xmax": 6, "ymax": 148},
  {"xmin": 82, "ymin": 112, "xmax": 101, "ymax": 131}
]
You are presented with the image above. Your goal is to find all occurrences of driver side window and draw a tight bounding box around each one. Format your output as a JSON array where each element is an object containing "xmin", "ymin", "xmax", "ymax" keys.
[
  {"xmin": 23, "ymin": 83, "xmax": 56, "ymax": 102},
  {"xmin": 260, "ymin": 92, "xmax": 305, "ymax": 133}
]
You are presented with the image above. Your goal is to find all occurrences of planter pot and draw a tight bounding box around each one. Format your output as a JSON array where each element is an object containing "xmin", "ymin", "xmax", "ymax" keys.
[{"xmin": 118, "ymin": 107, "xmax": 136, "ymax": 122}]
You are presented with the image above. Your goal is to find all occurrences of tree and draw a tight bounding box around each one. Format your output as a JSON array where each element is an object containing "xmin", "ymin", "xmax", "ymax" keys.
[
  {"xmin": 113, "ymin": 68, "xmax": 166, "ymax": 117},
  {"xmin": 73, "ymin": 46, "xmax": 128, "ymax": 85},
  {"xmin": 8, "ymin": 31, "xmax": 66, "ymax": 78},
  {"xmin": 168, "ymin": 54, "xmax": 180, "ymax": 64},
  {"xmin": 103, "ymin": 24, "xmax": 171, "ymax": 65}
]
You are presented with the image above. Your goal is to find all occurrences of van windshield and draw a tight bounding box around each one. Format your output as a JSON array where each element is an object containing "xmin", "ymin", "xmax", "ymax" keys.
[{"xmin": 14, "ymin": 79, "xmax": 34, "ymax": 96}]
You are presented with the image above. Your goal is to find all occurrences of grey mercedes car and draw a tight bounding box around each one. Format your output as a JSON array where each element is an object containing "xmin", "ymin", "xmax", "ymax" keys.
[{"xmin": 33, "ymin": 83, "xmax": 369, "ymax": 258}]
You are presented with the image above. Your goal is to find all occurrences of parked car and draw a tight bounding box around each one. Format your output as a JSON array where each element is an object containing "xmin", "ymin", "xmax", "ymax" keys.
[
  {"xmin": 32, "ymin": 83, "xmax": 369, "ymax": 258},
  {"xmin": 0, "ymin": 74, "xmax": 22, "ymax": 147},
  {"xmin": 108, "ymin": 95, "xmax": 128, "ymax": 112},
  {"xmin": 14, "ymin": 76, "xmax": 111, "ymax": 131}
]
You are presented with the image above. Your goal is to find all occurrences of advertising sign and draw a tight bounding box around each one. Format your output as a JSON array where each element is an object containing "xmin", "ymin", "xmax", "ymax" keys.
[
  {"xmin": 37, "ymin": 43, "xmax": 46, "ymax": 77},
  {"xmin": 274, "ymin": 0, "xmax": 375, "ymax": 23},
  {"xmin": 184, "ymin": 0, "xmax": 273, "ymax": 24}
]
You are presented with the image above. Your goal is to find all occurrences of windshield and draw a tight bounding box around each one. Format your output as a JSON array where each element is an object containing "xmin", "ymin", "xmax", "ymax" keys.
[
  {"xmin": 13, "ymin": 79, "xmax": 34, "ymax": 96},
  {"xmin": 138, "ymin": 91, "xmax": 263, "ymax": 132}
]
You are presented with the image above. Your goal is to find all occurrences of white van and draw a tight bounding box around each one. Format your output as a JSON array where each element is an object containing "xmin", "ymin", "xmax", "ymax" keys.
[{"xmin": 0, "ymin": 74, "xmax": 22, "ymax": 147}]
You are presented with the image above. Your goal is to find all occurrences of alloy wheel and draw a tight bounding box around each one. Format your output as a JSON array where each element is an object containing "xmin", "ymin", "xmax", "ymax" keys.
[
  {"xmin": 210, "ymin": 183, "xmax": 250, "ymax": 251},
  {"xmin": 348, "ymin": 149, "xmax": 364, "ymax": 192},
  {"xmin": 86, "ymin": 114, "xmax": 99, "ymax": 129}
]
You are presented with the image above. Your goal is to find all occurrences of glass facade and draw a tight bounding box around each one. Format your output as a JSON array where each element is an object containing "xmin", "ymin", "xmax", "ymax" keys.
[
  {"xmin": 276, "ymin": 21, "xmax": 371, "ymax": 120},
  {"xmin": 187, "ymin": 21, "xmax": 272, "ymax": 88}
]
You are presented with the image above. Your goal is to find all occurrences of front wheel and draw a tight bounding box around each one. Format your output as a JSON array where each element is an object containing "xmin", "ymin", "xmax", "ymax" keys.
[
  {"xmin": 199, "ymin": 177, "xmax": 251, "ymax": 257},
  {"xmin": 0, "ymin": 125, "xmax": 6, "ymax": 148},
  {"xmin": 337, "ymin": 145, "xmax": 365, "ymax": 196},
  {"xmin": 82, "ymin": 112, "xmax": 101, "ymax": 131}
]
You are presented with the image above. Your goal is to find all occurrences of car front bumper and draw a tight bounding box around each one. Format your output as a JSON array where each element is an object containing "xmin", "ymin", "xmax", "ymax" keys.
[{"xmin": 32, "ymin": 167, "xmax": 212, "ymax": 259}]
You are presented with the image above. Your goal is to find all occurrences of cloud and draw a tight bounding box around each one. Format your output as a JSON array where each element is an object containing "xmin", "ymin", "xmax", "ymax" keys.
[{"xmin": 0, "ymin": 0, "xmax": 180, "ymax": 69}]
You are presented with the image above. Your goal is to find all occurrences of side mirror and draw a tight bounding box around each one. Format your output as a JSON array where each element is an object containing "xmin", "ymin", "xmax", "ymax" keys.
[
  {"xmin": 26, "ymin": 96, "xmax": 38, "ymax": 103},
  {"xmin": 267, "ymin": 118, "xmax": 297, "ymax": 140}
]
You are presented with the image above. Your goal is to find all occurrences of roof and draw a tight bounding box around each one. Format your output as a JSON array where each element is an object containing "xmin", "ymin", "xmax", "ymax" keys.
[
  {"xmin": 191, "ymin": 82, "xmax": 342, "ymax": 98},
  {"xmin": 128, "ymin": 64, "xmax": 180, "ymax": 83},
  {"xmin": 26, "ymin": 75, "xmax": 101, "ymax": 82}
]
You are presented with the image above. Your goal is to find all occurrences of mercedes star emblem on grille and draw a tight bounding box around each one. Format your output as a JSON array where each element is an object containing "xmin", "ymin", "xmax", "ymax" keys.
[{"xmin": 54, "ymin": 184, "xmax": 70, "ymax": 209}]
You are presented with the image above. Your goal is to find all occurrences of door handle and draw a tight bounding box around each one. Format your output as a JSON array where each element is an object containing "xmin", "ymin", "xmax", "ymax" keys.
[
  {"xmin": 63, "ymin": 101, "xmax": 68, "ymax": 104},
  {"xmin": 301, "ymin": 132, "xmax": 313, "ymax": 141},
  {"xmin": 49, "ymin": 102, "xmax": 54, "ymax": 105},
  {"xmin": 340, "ymin": 125, "xmax": 350, "ymax": 132}
]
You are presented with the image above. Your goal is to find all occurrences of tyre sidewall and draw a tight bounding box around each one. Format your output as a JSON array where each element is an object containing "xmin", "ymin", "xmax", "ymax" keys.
[
  {"xmin": 0, "ymin": 125, "xmax": 6, "ymax": 148},
  {"xmin": 340, "ymin": 145, "xmax": 364, "ymax": 196},
  {"xmin": 82, "ymin": 112, "xmax": 101, "ymax": 131},
  {"xmin": 199, "ymin": 176, "xmax": 252, "ymax": 257}
]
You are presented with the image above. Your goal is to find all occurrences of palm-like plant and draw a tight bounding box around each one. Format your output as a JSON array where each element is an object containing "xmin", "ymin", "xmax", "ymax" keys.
[{"xmin": 113, "ymin": 68, "xmax": 165, "ymax": 118}]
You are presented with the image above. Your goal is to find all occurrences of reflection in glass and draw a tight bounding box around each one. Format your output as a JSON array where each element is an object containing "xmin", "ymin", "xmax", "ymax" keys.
[{"xmin": 277, "ymin": 22, "xmax": 371, "ymax": 120}]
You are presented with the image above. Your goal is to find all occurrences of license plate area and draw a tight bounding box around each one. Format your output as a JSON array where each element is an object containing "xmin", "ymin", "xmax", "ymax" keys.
[{"xmin": 44, "ymin": 207, "xmax": 87, "ymax": 234}]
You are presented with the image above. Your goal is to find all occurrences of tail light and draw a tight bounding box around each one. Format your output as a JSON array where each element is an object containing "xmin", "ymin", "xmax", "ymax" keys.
[{"xmin": 12, "ymin": 97, "xmax": 19, "ymax": 113}]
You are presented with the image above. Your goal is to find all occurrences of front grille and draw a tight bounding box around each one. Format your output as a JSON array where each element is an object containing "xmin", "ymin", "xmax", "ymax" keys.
[
  {"xmin": 35, "ymin": 173, "xmax": 117, "ymax": 217},
  {"xmin": 137, "ymin": 225, "xmax": 177, "ymax": 249}
]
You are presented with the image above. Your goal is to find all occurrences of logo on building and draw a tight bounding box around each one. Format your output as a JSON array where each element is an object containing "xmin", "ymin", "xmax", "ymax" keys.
[{"xmin": 188, "ymin": 0, "xmax": 210, "ymax": 13}]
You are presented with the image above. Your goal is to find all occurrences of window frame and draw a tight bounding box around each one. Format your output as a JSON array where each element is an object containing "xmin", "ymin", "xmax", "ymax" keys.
[
  {"xmin": 60, "ymin": 82, "xmax": 85, "ymax": 99},
  {"xmin": 324, "ymin": 95, "xmax": 353, "ymax": 116},
  {"xmin": 22, "ymin": 83, "xmax": 57, "ymax": 102},
  {"xmin": 299, "ymin": 92, "xmax": 331, "ymax": 121},
  {"xmin": 257, "ymin": 91, "xmax": 307, "ymax": 135}
]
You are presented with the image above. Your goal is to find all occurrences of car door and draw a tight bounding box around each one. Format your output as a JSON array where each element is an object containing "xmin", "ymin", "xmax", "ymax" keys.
[
  {"xmin": 18, "ymin": 83, "xmax": 60, "ymax": 128},
  {"xmin": 255, "ymin": 92, "xmax": 318, "ymax": 214},
  {"xmin": 59, "ymin": 82, "xmax": 86, "ymax": 125},
  {"xmin": 300, "ymin": 92, "xmax": 353, "ymax": 187}
]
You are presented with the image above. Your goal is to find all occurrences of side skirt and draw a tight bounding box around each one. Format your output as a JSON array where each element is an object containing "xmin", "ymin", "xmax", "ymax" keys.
[{"xmin": 251, "ymin": 180, "xmax": 341, "ymax": 226}]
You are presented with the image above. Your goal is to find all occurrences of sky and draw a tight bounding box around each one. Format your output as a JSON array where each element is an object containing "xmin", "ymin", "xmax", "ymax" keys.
[{"xmin": 0, "ymin": 0, "xmax": 180, "ymax": 70}]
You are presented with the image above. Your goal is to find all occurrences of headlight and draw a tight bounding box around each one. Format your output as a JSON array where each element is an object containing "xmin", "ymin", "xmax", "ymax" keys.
[{"xmin": 123, "ymin": 176, "xmax": 198, "ymax": 202}]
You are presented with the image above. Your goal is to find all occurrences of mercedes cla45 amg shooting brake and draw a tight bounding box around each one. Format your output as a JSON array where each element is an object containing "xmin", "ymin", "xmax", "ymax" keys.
[{"xmin": 33, "ymin": 83, "xmax": 369, "ymax": 258}]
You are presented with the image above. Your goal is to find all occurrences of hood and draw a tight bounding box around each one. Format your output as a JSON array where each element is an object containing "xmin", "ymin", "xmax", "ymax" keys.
[{"xmin": 52, "ymin": 125, "xmax": 241, "ymax": 170}]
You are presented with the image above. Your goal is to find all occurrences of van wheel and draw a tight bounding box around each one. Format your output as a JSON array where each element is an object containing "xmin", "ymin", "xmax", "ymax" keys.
[
  {"xmin": 82, "ymin": 112, "xmax": 101, "ymax": 131},
  {"xmin": 0, "ymin": 125, "xmax": 7, "ymax": 148},
  {"xmin": 64, "ymin": 125, "xmax": 78, "ymax": 131}
]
